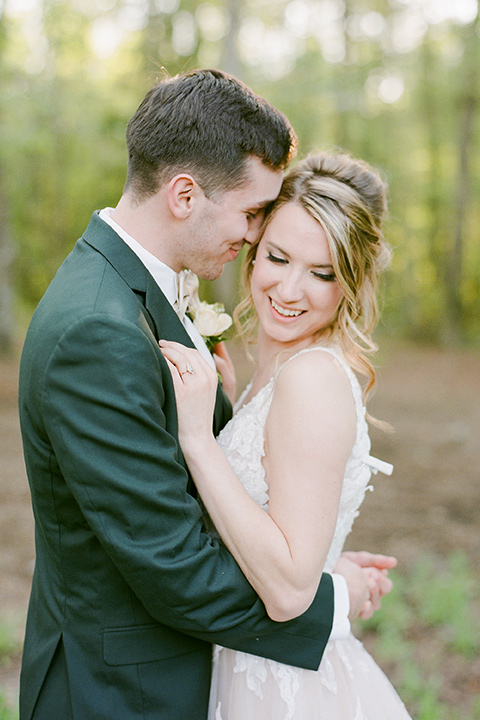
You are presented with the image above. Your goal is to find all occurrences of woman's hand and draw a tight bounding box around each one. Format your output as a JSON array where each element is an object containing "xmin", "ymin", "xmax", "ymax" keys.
[
  {"xmin": 158, "ymin": 340, "xmax": 218, "ymax": 450},
  {"xmin": 335, "ymin": 551, "xmax": 397, "ymax": 620},
  {"xmin": 212, "ymin": 341, "xmax": 236, "ymax": 405}
]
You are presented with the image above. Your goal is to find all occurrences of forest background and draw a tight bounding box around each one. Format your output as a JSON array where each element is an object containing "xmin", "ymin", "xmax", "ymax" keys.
[
  {"xmin": 1, "ymin": 0, "xmax": 480, "ymax": 344},
  {"xmin": 0, "ymin": 0, "xmax": 479, "ymax": 718}
]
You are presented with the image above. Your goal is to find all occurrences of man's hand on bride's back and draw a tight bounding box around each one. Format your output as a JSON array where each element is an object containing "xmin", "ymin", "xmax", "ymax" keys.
[{"xmin": 334, "ymin": 551, "xmax": 397, "ymax": 621}]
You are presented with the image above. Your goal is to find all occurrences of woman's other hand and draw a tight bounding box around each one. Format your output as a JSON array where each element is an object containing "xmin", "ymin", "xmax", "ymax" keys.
[{"xmin": 212, "ymin": 341, "xmax": 236, "ymax": 405}]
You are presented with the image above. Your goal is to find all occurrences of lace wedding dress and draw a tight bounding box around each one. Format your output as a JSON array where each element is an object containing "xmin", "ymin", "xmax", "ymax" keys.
[{"xmin": 209, "ymin": 346, "xmax": 412, "ymax": 720}]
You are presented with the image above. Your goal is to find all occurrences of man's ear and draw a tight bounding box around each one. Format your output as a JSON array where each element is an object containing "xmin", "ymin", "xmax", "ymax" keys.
[{"xmin": 167, "ymin": 174, "xmax": 202, "ymax": 219}]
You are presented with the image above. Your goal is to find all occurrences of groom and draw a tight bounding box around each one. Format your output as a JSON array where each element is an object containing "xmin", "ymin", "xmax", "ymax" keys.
[{"xmin": 18, "ymin": 68, "xmax": 395, "ymax": 720}]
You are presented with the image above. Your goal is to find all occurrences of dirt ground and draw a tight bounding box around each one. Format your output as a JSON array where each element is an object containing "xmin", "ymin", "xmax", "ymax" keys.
[{"xmin": 1, "ymin": 341, "xmax": 479, "ymax": 710}]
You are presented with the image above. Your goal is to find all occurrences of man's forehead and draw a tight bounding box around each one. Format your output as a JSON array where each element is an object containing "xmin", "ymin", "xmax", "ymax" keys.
[{"xmin": 231, "ymin": 164, "xmax": 283, "ymax": 205}]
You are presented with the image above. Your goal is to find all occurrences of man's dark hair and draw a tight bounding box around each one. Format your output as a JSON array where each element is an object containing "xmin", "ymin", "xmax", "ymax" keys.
[{"xmin": 124, "ymin": 68, "xmax": 297, "ymax": 200}]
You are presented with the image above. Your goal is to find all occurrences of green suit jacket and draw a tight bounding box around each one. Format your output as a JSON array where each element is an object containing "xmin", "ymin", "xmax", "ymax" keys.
[{"xmin": 18, "ymin": 212, "xmax": 334, "ymax": 720}]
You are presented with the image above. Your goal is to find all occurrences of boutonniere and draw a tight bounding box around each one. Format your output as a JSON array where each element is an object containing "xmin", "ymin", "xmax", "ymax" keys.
[{"xmin": 183, "ymin": 271, "xmax": 233, "ymax": 352}]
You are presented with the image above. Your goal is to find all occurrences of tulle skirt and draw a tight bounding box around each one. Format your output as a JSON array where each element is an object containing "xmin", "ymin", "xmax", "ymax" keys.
[{"xmin": 208, "ymin": 634, "xmax": 412, "ymax": 719}]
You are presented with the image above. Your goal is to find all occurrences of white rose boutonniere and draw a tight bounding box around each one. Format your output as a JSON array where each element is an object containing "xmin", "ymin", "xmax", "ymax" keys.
[
  {"xmin": 189, "ymin": 301, "xmax": 233, "ymax": 351},
  {"xmin": 183, "ymin": 271, "xmax": 233, "ymax": 351}
]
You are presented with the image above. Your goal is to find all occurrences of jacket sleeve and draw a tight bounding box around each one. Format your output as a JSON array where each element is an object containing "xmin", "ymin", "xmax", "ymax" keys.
[{"xmin": 42, "ymin": 313, "xmax": 334, "ymax": 670}]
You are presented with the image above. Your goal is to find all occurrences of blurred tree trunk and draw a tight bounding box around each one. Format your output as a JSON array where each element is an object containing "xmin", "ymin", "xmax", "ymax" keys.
[
  {"xmin": 445, "ymin": 14, "xmax": 479, "ymax": 342},
  {"xmin": 332, "ymin": 0, "xmax": 353, "ymax": 150},
  {"xmin": 221, "ymin": 0, "xmax": 241, "ymax": 79},
  {"xmin": 212, "ymin": 0, "xmax": 243, "ymax": 312},
  {"xmin": 0, "ymin": 196, "xmax": 15, "ymax": 356},
  {"xmin": 421, "ymin": 41, "xmax": 445, "ymax": 276},
  {"xmin": 0, "ymin": 7, "xmax": 15, "ymax": 356}
]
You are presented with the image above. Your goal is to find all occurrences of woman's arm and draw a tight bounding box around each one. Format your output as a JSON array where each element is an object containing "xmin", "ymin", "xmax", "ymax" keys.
[{"xmin": 160, "ymin": 341, "xmax": 356, "ymax": 622}]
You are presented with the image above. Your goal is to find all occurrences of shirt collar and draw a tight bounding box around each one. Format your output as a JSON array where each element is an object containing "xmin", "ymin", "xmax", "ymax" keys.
[{"xmin": 99, "ymin": 207, "xmax": 177, "ymax": 306}]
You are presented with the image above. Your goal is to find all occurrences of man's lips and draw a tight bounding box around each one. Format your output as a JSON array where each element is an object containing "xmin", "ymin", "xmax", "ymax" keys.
[{"xmin": 227, "ymin": 246, "xmax": 243, "ymax": 261}]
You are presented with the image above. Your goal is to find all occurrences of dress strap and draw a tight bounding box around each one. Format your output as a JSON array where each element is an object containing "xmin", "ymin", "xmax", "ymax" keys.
[
  {"xmin": 274, "ymin": 345, "xmax": 347, "ymax": 379},
  {"xmin": 234, "ymin": 380, "xmax": 253, "ymax": 413},
  {"xmin": 364, "ymin": 454, "xmax": 394, "ymax": 476}
]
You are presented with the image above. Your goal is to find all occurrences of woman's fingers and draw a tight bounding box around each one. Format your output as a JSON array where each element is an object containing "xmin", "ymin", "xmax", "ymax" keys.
[
  {"xmin": 159, "ymin": 340, "xmax": 218, "ymax": 396},
  {"xmin": 159, "ymin": 340, "xmax": 191, "ymax": 366},
  {"xmin": 162, "ymin": 357, "xmax": 184, "ymax": 391},
  {"xmin": 158, "ymin": 341, "xmax": 218, "ymax": 445},
  {"xmin": 159, "ymin": 340, "xmax": 202, "ymax": 381},
  {"xmin": 341, "ymin": 551, "xmax": 397, "ymax": 571}
]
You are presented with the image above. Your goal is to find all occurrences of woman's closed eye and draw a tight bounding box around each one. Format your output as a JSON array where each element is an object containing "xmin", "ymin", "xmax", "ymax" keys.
[
  {"xmin": 312, "ymin": 270, "xmax": 337, "ymax": 282},
  {"xmin": 267, "ymin": 252, "xmax": 336, "ymax": 281},
  {"xmin": 267, "ymin": 252, "xmax": 287, "ymax": 264}
]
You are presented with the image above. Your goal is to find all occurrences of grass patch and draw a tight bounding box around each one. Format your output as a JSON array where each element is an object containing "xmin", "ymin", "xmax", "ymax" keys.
[
  {"xmin": 0, "ymin": 553, "xmax": 478, "ymax": 719},
  {"xmin": 0, "ymin": 693, "xmax": 18, "ymax": 720},
  {"xmin": 355, "ymin": 551, "xmax": 480, "ymax": 719},
  {"xmin": 0, "ymin": 624, "xmax": 18, "ymax": 670},
  {"xmin": 0, "ymin": 614, "xmax": 22, "ymax": 720}
]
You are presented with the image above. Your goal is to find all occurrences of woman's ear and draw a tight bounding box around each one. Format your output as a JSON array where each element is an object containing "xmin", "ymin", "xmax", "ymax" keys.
[{"xmin": 167, "ymin": 174, "xmax": 202, "ymax": 219}]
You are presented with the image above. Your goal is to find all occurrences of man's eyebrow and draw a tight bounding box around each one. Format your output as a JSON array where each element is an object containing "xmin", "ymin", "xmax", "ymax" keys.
[{"xmin": 247, "ymin": 198, "xmax": 276, "ymax": 210}]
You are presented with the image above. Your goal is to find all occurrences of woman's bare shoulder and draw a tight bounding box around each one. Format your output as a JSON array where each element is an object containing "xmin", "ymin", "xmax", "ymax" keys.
[{"xmin": 275, "ymin": 347, "xmax": 353, "ymax": 397}]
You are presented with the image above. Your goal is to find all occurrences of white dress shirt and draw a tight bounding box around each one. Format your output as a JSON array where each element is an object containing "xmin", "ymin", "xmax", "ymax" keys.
[
  {"xmin": 98, "ymin": 207, "xmax": 350, "ymax": 640},
  {"xmin": 99, "ymin": 207, "xmax": 215, "ymax": 368}
]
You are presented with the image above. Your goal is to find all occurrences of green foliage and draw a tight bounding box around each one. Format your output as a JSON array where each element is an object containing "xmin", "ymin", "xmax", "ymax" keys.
[
  {"xmin": 356, "ymin": 550, "xmax": 480, "ymax": 719},
  {"xmin": 0, "ymin": 616, "xmax": 20, "ymax": 720},
  {"xmin": 411, "ymin": 552, "xmax": 480, "ymax": 657},
  {"xmin": 1, "ymin": 0, "xmax": 480, "ymax": 344},
  {"xmin": 0, "ymin": 622, "xmax": 18, "ymax": 668},
  {"xmin": 0, "ymin": 694, "xmax": 18, "ymax": 720}
]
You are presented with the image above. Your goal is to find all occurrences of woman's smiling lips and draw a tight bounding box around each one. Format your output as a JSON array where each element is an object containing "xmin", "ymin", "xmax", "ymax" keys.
[{"xmin": 269, "ymin": 297, "xmax": 305, "ymax": 319}]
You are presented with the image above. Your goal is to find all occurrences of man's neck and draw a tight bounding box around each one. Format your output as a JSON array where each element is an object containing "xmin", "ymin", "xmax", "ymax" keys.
[{"xmin": 111, "ymin": 193, "xmax": 181, "ymax": 272}]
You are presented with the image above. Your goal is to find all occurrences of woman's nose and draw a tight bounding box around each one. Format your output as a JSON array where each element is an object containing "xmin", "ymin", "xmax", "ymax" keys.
[{"xmin": 277, "ymin": 270, "xmax": 304, "ymax": 302}]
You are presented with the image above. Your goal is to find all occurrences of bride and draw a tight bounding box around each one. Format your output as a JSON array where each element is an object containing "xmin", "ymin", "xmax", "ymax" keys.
[{"xmin": 160, "ymin": 151, "xmax": 412, "ymax": 719}]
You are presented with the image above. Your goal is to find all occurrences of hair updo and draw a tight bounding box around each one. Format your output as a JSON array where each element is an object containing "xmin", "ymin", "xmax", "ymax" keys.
[{"xmin": 235, "ymin": 150, "xmax": 392, "ymax": 406}]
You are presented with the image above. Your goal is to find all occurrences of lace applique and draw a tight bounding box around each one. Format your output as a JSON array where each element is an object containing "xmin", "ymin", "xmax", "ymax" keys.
[
  {"xmin": 231, "ymin": 651, "xmax": 300, "ymax": 719},
  {"xmin": 354, "ymin": 697, "xmax": 369, "ymax": 720},
  {"xmin": 233, "ymin": 651, "xmax": 268, "ymax": 697},
  {"xmin": 317, "ymin": 643, "xmax": 339, "ymax": 693},
  {"xmin": 269, "ymin": 661, "xmax": 300, "ymax": 720},
  {"xmin": 217, "ymin": 379, "xmax": 274, "ymax": 511}
]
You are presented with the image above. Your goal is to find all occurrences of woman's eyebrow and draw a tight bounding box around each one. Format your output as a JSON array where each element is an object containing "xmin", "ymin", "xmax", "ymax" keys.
[{"xmin": 266, "ymin": 241, "xmax": 333, "ymax": 268}]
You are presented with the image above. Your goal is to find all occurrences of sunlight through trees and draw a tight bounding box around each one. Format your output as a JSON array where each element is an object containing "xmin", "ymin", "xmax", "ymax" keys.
[{"xmin": 1, "ymin": 0, "xmax": 479, "ymax": 350}]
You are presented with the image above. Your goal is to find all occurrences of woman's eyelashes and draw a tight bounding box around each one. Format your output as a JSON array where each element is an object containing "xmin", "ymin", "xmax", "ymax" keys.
[
  {"xmin": 266, "ymin": 251, "xmax": 287, "ymax": 264},
  {"xmin": 266, "ymin": 252, "xmax": 337, "ymax": 282},
  {"xmin": 312, "ymin": 270, "xmax": 337, "ymax": 282}
]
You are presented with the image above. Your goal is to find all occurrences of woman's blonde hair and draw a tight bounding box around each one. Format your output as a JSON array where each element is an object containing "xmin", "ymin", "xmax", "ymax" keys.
[{"xmin": 235, "ymin": 150, "xmax": 391, "ymax": 412}]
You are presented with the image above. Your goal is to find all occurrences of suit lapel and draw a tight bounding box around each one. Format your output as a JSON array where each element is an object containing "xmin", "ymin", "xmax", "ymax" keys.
[
  {"xmin": 82, "ymin": 211, "xmax": 194, "ymax": 346},
  {"xmin": 82, "ymin": 211, "xmax": 232, "ymax": 433}
]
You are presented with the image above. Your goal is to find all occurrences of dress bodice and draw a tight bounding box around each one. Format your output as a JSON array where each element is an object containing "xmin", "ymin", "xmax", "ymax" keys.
[
  {"xmin": 216, "ymin": 346, "xmax": 392, "ymax": 572},
  {"xmin": 209, "ymin": 347, "xmax": 409, "ymax": 720}
]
